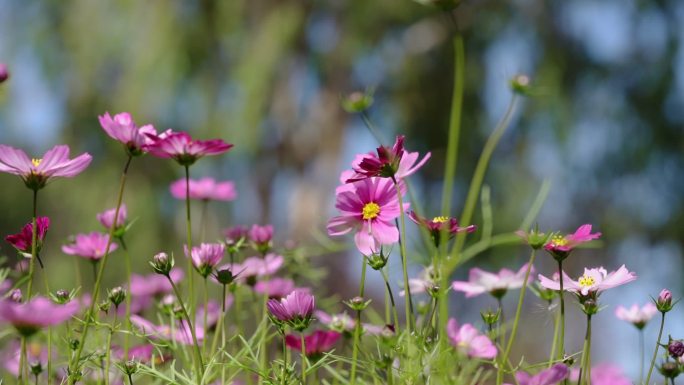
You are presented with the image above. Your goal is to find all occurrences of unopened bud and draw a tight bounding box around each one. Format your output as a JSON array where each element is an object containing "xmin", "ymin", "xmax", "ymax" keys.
[
  {"xmin": 345, "ymin": 296, "xmax": 371, "ymax": 312},
  {"xmin": 582, "ymin": 299, "xmax": 599, "ymax": 315},
  {"xmin": 214, "ymin": 268, "xmax": 235, "ymax": 285},
  {"xmin": 669, "ymin": 339, "xmax": 684, "ymax": 358},
  {"xmin": 366, "ymin": 252, "xmax": 388, "ymax": 270},
  {"xmin": 53, "ymin": 289, "xmax": 71, "ymax": 304},
  {"xmin": 150, "ymin": 252, "xmax": 174, "ymax": 276},
  {"xmin": 659, "ymin": 361, "xmax": 681, "ymax": 379},
  {"xmin": 481, "ymin": 308, "xmax": 501, "ymax": 326},
  {"xmin": 656, "ymin": 289, "xmax": 674, "ymax": 313},
  {"xmin": 29, "ymin": 361, "xmax": 43, "ymax": 376},
  {"xmin": 108, "ymin": 286, "xmax": 127, "ymax": 308},
  {"xmin": 10, "ymin": 289, "xmax": 22, "ymax": 303},
  {"xmin": 341, "ymin": 90, "xmax": 374, "ymax": 113},
  {"xmin": 510, "ymin": 74, "xmax": 532, "ymax": 95}
]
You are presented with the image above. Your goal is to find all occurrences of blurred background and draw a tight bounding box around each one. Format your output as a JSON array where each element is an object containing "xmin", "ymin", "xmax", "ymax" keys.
[{"xmin": 0, "ymin": 0, "xmax": 683, "ymax": 379}]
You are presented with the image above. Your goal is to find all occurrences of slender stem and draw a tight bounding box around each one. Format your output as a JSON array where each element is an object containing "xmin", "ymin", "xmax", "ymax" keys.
[
  {"xmin": 577, "ymin": 314, "xmax": 592, "ymax": 385},
  {"xmin": 46, "ymin": 326, "xmax": 52, "ymax": 385},
  {"xmin": 359, "ymin": 111, "xmax": 384, "ymax": 145},
  {"xmin": 639, "ymin": 329, "xmax": 645, "ymax": 385},
  {"xmin": 393, "ymin": 178, "xmax": 413, "ymax": 332},
  {"xmin": 282, "ymin": 334, "xmax": 288, "ymax": 385},
  {"xmin": 26, "ymin": 189, "xmax": 39, "ymax": 298},
  {"xmin": 127, "ymin": 374, "xmax": 134, "ymax": 385},
  {"xmin": 69, "ymin": 155, "xmax": 132, "ymax": 384},
  {"xmin": 557, "ymin": 260, "xmax": 566, "ymax": 361},
  {"xmin": 168, "ymin": 275, "xmax": 204, "ymax": 382},
  {"xmin": 350, "ymin": 258, "xmax": 367, "ymax": 385},
  {"xmin": 645, "ymin": 312, "xmax": 666, "ymax": 385},
  {"xmin": 19, "ymin": 336, "xmax": 27, "ymax": 385},
  {"xmin": 548, "ymin": 302, "xmax": 560, "ymax": 368},
  {"xmin": 210, "ymin": 284, "xmax": 227, "ymax": 357},
  {"xmin": 119, "ymin": 237, "xmax": 133, "ymax": 360},
  {"xmin": 300, "ymin": 333, "xmax": 307, "ymax": 385},
  {"xmin": 202, "ymin": 278, "xmax": 209, "ymax": 357},
  {"xmin": 380, "ymin": 269, "xmax": 400, "ymax": 328},
  {"xmin": 104, "ymin": 312, "xmax": 118, "ymax": 385},
  {"xmin": 498, "ymin": 250, "xmax": 537, "ymax": 385},
  {"xmin": 496, "ymin": 297, "xmax": 506, "ymax": 348},
  {"xmin": 184, "ymin": 165, "xmax": 197, "ymax": 328}
]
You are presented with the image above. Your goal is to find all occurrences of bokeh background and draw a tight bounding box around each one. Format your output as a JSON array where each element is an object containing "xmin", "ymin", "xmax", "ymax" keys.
[{"xmin": 1, "ymin": 0, "xmax": 683, "ymax": 380}]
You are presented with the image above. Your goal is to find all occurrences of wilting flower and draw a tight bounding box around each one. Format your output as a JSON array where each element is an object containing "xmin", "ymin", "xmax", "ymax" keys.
[
  {"xmin": 327, "ymin": 177, "xmax": 406, "ymax": 255},
  {"xmin": 62, "ymin": 232, "xmax": 118, "ymax": 261},
  {"xmin": 185, "ymin": 243, "xmax": 225, "ymax": 278},
  {"xmin": 538, "ymin": 265, "xmax": 636, "ymax": 299},
  {"xmin": 285, "ymin": 330, "xmax": 341, "ymax": 357},
  {"xmin": 248, "ymin": 224, "xmax": 274, "ymax": 251},
  {"xmin": 145, "ymin": 130, "xmax": 233, "ymax": 166},
  {"xmin": 97, "ymin": 204, "xmax": 128, "ymax": 232},
  {"xmin": 446, "ymin": 318, "xmax": 497, "ymax": 359},
  {"xmin": 345, "ymin": 135, "xmax": 431, "ymax": 182},
  {"xmin": 0, "ymin": 296, "xmax": 80, "ymax": 336},
  {"xmin": 505, "ymin": 364, "xmax": 570, "ymax": 385},
  {"xmin": 267, "ymin": 290, "xmax": 315, "ymax": 331},
  {"xmin": 569, "ymin": 363, "xmax": 631, "ymax": 385},
  {"xmin": 0, "ymin": 144, "xmax": 92, "ymax": 190},
  {"xmin": 409, "ymin": 211, "xmax": 476, "ymax": 247},
  {"xmin": 614, "ymin": 303, "xmax": 658, "ymax": 329},
  {"xmin": 3, "ymin": 341, "xmax": 49, "ymax": 378},
  {"xmin": 169, "ymin": 177, "xmax": 237, "ymax": 201},
  {"xmin": 254, "ymin": 278, "xmax": 310, "ymax": 299},
  {"xmin": 451, "ymin": 263, "xmax": 534, "ymax": 299},
  {"xmin": 544, "ymin": 224, "xmax": 601, "ymax": 260},
  {"xmin": 99, "ymin": 112, "xmax": 158, "ymax": 156},
  {"xmin": 130, "ymin": 315, "xmax": 204, "ymax": 345},
  {"xmin": 5, "ymin": 217, "xmax": 50, "ymax": 258}
]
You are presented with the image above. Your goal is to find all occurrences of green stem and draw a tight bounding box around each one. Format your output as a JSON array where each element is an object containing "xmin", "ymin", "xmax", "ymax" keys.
[
  {"xmin": 119, "ymin": 237, "xmax": 133, "ymax": 360},
  {"xmin": 127, "ymin": 373, "xmax": 134, "ymax": 385},
  {"xmin": 104, "ymin": 312, "xmax": 118, "ymax": 385},
  {"xmin": 380, "ymin": 269, "xmax": 400, "ymax": 328},
  {"xmin": 577, "ymin": 314, "xmax": 592, "ymax": 385},
  {"xmin": 300, "ymin": 333, "xmax": 307, "ymax": 385},
  {"xmin": 393, "ymin": 178, "xmax": 413, "ymax": 332},
  {"xmin": 69, "ymin": 155, "xmax": 132, "ymax": 384},
  {"xmin": 498, "ymin": 250, "xmax": 537, "ymax": 385},
  {"xmin": 202, "ymin": 278, "xmax": 209, "ymax": 357},
  {"xmin": 639, "ymin": 329, "xmax": 644, "ymax": 385},
  {"xmin": 548, "ymin": 301, "xmax": 560, "ymax": 368},
  {"xmin": 496, "ymin": 297, "xmax": 506, "ymax": 349},
  {"xmin": 168, "ymin": 274, "xmax": 204, "ymax": 383},
  {"xmin": 359, "ymin": 111, "xmax": 384, "ymax": 145},
  {"xmin": 350, "ymin": 258, "xmax": 367, "ymax": 385},
  {"xmin": 557, "ymin": 260, "xmax": 565, "ymax": 362},
  {"xmin": 47, "ymin": 326, "xmax": 52, "ymax": 385},
  {"xmin": 645, "ymin": 312, "xmax": 666, "ymax": 385},
  {"xmin": 281, "ymin": 334, "xmax": 287, "ymax": 385},
  {"xmin": 210, "ymin": 284, "xmax": 227, "ymax": 357},
  {"xmin": 26, "ymin": 189, "xmax": 39, "ymax": 298},
  {"xmin": 184, "ymin": 165, "xmax": 197, "ymax": 329},
  {"xmin": 19, "ymin": 336, "xmax": 27, "ymax": 385}
]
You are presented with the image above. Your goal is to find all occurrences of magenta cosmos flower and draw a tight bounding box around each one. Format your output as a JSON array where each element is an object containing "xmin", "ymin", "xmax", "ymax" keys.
[
  {"xmin": 169, "ymin": 177, "xmax": 237, "ymax": 201},
  {"xmin": 327, "ymin": 177, "xmax": 406, "ymax": 255},
  {"xmin": 99, "ymin": 112, "xmax": 158, "ymax": 156},
  {"xmin": 267, "ymin": 290, "xmax": 315, "ymax": 331},
  {"xmin": 145, "ymin": 130, "xmax": 233, "ymax": 166},
  {"xmin": 409, "ymin": 211, "xmax": 475, "ymax": 247},
  {"xmin": 248, "ymin": 224, "xmax": 273, "ymax": 246},
  {"xmin": 446, "ymin": 318, "xmax": 497, "ymax": 359},
  {"xmin": 0, "ymin": 144, "xmax": 92, "ymax": 190},
  {"xmin": 346, "ymin": 135, "xmax": 431, "ymax": 182},
  {"xmin": 185, "ymin": 243, "xmax": 225, "ymax": 278},
  {"xmin": 569, "ymin": 363, "xmax": 631, "ymax": 385},
  {"xmin": 544, "ymin": 224, "xmax": 601, "ymax": 260},
  {"xmin": 505, "ymin": 364, "xmax": 569, "ymax": 385},
  {"xmin": 97, "ymin": 204, "xmax": 127, "ymax": 231},
  {"xmin": 0, "ymin": 296, "xmax": 80, "ymax": 336},
  {"xmin": 5, "ymin": 217, "xmax": 50, "ymax": 258},
  {"xmin": 615, "ymin": 303, "xmax": 657, "ymax": 329},
  {"xmin": 452, "ymin": 263, "xmax": 535, "ymax": 299},
  {"xmin": 130, "ymin": 315, "xmax": 204, "ymax": 345},
  {"xmin": 285, "ymin": 330, "xmax": 341, "ymax": 357},
  {"xmin": 62, "ymin": 232, "xmax": 118, "ymax": 261},
  {"xmin": 538, "ymin": 265, "xmax": 636, "ymax": 298}
]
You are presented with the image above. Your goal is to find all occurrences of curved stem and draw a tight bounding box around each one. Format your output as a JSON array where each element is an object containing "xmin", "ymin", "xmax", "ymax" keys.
[
  {"xmin": 393, "ymin": 178, "xmax": 413, "ymax": 332},
  {"xmin": 69, "ymin": 155, "xmax": 132, "ymax": 384},
  {"xmin": 557, "ymin": 260, "xmax": 566, "ymax": 362},
  {"xmin": 380, "ymin": 268, "xmax": 400, "ymax": 328},
  {"xmin": 350, "ymin": 258, "xmax": 367, "ymax": 385},
  {"xmin": 168, "ymin": 275, "xmax": 204, "ymax": 382},
  {"xmin": 645, "ymin": 312, "xmax": 666, "ymax": 385},
  {"xmin": 497, "ymin": 250, "xmax": 536, "ymax": 384},
  {"xmin": 359, "ymin": 111, "xmax": 384, "ymax": 145}
]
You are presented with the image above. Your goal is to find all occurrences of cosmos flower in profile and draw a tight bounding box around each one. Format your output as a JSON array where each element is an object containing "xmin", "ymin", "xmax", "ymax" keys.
[
  {"xmin": 0, "ymin": 144, "xmax": 92, "ymax": 190},
  {"xmin": 145, "ymin": 130, "xmax": 233, "ymax": 166},
  {"xmin": 614, "ymin": 303, "xmax": 658, "ymax": 329},
  {"xmin": 0, "ymin": 296, "xmax": 80, "ymax": 336},
  {"xmin": 62, "ymin": 232, "xmax": 118, "ymax": 261},
  {"xmin": 538, "ymin": 265, "xmax": 636, "ymax": 298},
  {"xmin": 98, "ymin": 112, "xmax": 158, "ymax": 156},
  {"xmin": 5, "ymin": 217, "xmax": 50, "ymax": 259},
  {"xmin": 446, "ymin": 318, "xmax": 497, "ymax": 359},
  {"xmin": 544, "ymin": 224, "xmax": 601, "ymax": 260},
  {"xmin": 452, "ymin": 263, "xmax": 534, "ymax": 299},
  {"xmin": 267, "ymin": 290, "xmax": 315, "ymax": 331},
  {"xmin": 169, "ymin": 177, "xmax": 237, "ymax": 201}
]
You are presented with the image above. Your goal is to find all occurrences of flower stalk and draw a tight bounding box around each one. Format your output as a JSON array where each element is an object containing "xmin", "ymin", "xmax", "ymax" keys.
[{"xmin": 645, "ymin": 312, "xmax": 666, "ymax": 385}]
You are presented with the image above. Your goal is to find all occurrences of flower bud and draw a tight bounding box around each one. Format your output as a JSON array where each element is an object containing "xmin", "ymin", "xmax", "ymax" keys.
[
  {"xmin": 366, "ymin": 252, "xmax": 388, "ymax": 270},
  {"xmin": 51, "ymin": 289, "xmax": 73, "ymax": 304},
  {"xmin": 516, "ymin": 225, "xmax": 550, "ymax": 250},
  {"xmin": 29, "ymin": 361, "xmax": 43, "ymax": 376},
  {"xmin": 659, "ymin": 361, "xmax": 681, "ymax": 379},
  {"xmin": 10, "ymin": 289, "xmax": 22, "ymax": 303},
  {"xmin": 669, "ymin": 339, "xmax": 684, "ymax": 358},
  {"xmin": 123, "ymin": 360, "xmax": 138, "ymax": 375},
  {"xmin": 108, "ymin": 286, "xmax": 127, "ymax": 308},
  {"xmin": 480, "ymin": 308, "xmax": 501, "ymax": 326},
  {"xmin": 214, "ymin": 268, "xmax": 235, "ymax": 285},
  {"xmin": 656, "ymin": 289, "xmax": 674, "ymax": 313},
  {"xmin": 582, "ymin": 299, "xmax": 599, "ymax": 316},
  {"xmin": 150, "ymin": 252, "xmax": 174, "ymax": 276},
  {"xmin": 69, "ymin": 338, "xmax": 80, "ymax": 351},
  {"xmin": 0, "ymin": 63, "xmax": 8, "ymax": 83},
  {"xmin": 344, "ymin": 296, "xmax": 372, "ymax": 312},
  {"xmin": 510, "ymin": 74, "xmax": 532, "ymax": 95},
  {"xmin": 98, "ymin": 300, "xmax": 111, "ymax": 313},
  {"xmin": 341, "ymin": 90, "xmax": 374, "ymax": 113}
]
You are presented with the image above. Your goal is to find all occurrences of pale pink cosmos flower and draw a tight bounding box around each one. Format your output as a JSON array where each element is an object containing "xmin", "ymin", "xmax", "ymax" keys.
[
  {"xmin": 169, "ymin": 177, "xmax": 237, "ymax": 201},
  {"xmin": 569, "ymin": 363, "xmax": 631, "ymax": 385},
  {"xmin": 62, "ymin": 232, "xmax": 118, "ymax": 261},
  {"xmin": 254, "ymin": 278, "xmax": 310, "ymax": 299},
  {"xmin": 451, "ymin": 263, "xmax": 535, "ymax": 298},
  {"xmin": 224, "ymin": 225, "xmax": 248, "ymax": 246},
  {"xmin": 446, "ymin": 318, "xmax": 497, "ymax": 359},
  {"xmin": 130, "ymin": 315, "xmax": 204, "ymax": 345},
  {"xmin": 315, "ymin": 310, "xmax": 356, "ymax": 332},
  {"xmin": 267, "ymin": 290, "xmax": 315, "ymax": 330},
  {"xmin": 98, "ymin": 112, "xmax": 158, "ymax": 155},
  {"xmin": 327, "ymin": 177, "xmax": 406, "ymax": 255},
  {"xmin": 615, "ymin": 303, "xmax": 658, "ymax": 329},
  {"xmin": 5, "ymin": 217, "xmax": 50, "ymax": 258},
  {"xmin": 97, "ymin": 204, "xmax": 127, "ymax": 230},
  {"xmin": 225, "ymin": 254, "xmax": 284, "ymax": 283},
  {"xmin": 3, "ymin": 341, "xmax": 50, "ymax": 378},
  {"xmin": 248, "ymin": 224, "xmax": 274, "ymax": 245},
  {"xmin": 0, "ymin": 144, "xmax": 92, "ymax": 190},
  {"xmin": 399, "ymin": 266, "xmax": 438, "ymax": 297},
  {"xmin": 544, "ymin": 224, "xmax": 601, "ymax": 257},
  {"xmin": 538, "ymin": 265, "xmax": 636, "ymax": 297},
  {"xmin": 195, "ymin": 299, "xmax": 233, "ymax": 329},
  {"xmin": 145, "ymin": 130, "xmax": 233, "ymax": 166},
  {"xmin": 0, "ymin": 296, "xmax": 80, "ymax": 336},
  {"xmin": 285, "ymin": 330, "xmax": 341, "ymax": 356},
  {"xmin": 505, "ymin": 364, "xmax": 569, "ymax": 385},
  {"xmin": 185, "ymin": 243, "xmax": 225, "ymax": 277}
]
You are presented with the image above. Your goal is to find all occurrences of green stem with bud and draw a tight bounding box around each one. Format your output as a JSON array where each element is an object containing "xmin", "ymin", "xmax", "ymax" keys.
[
  {"xmin": 300, "ymin": 333, "xmax": 307, "ymax": 385},
  {"xmin": 184, "ymin": 165, "xmax": 197, "ymax": 327},
  {"xmin": 350, "ymin": 258, "xmax": 367, "ymax": 385},
  {"xmin": 393, "ymin": 177, "xmax": 414, "ymax": 332},
  {"xmin": 104, "ymin": 311, "xmax": 118, "ymax": 385},
  {"xmin": 645, "ymin": 312, "xmax": 666, "ymax": 385},
  {"xmin": 168, "ymin": 274, "xmax": 204, "ymax": 383},
  {"xmin": 577, "ymin": 313, "xmax": 592, "ymax": 385}
]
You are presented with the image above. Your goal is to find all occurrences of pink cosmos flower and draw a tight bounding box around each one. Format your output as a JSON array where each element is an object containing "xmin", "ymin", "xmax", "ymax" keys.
[
  {"xmin": 113, "ymin": 344, "xmax": 158, "ymax": 364},
  {"xmin": 254, "ymin": 278, "xmax": 310, "ymax": 299},
  {"xmin": 538, "ymin": 265, "xmax": 636, "ymax": 298},
  {"xmin": 145, "ymin": 130, "xmax": 233, "ymax": 166},
  {"xmin": 345, "ymin": 135, "xmax": 431, "ymax": 182},
  {"xmin": 121, "ymin": 268, "xmax": 184, "ymax": 315},
  {"xmin": 224, "ymin": 225, "xmax": 248, "ymax": 246},
  {"xmin": 169, "ymin": 177, "xmax": 237, "ymax": 201},
  {"xmin": 0, "ymin": 63, "xmax": 8, "ymax": 83},
  {"xmin": 97, "ymin": 204, "xmax": 127, "ymax": 230},
  {"xmin": 615, "ymin": 303, "xmax": 658, "ymax": 329},
  {"xmin": 5, "ymin": 217, "xmax": 50, "ymax": 258},
  {"xmin": 248, "ymin": 224, "xmax": 274, "ymax": 246},
  {"xmin": 62, "ymin": 232, "xmax": 118, "ymax": 261},
  {"xmin": 285, "ymin": 330, "xmax": 341, "ymax": 357},
  {"xmin": 0, "ymin": 296, "xmax": 80, "ymax": 336},
  {"xmin": 544, "ymin": 224, "xmax": 601, "ymax": 259},
  {"xmin": 446, "ymin": 318, "xmax": 497, "ymax": 359},
  {"xmin": 3, "ymin": 341, "xmax": 49, "ymax": 378},
  {"xmin": 195, "ymin": 299, "xmax": 233, "ymax": 329},
  {"xmin": 451, "ymin": 263, "xmax": 535, "ymax": 299},
  {"xmin": 315, "ymin": 310, "xmax": 356, "ymax": 332},
  {"xmin": 225, "ymin": 254, "xmax": 284, "ymax": 283},
  {"xmin": 408, "ymin": 211, "xmax": 476, "ymax": 247},
  {"xmin": 569, "ymin": 363, "xmax": 631, "ymax": 385},
  {"xmin": 267, "ymin": 290, "xmax": 315, "ymax": 330},
  {"xmin": 327, "ymin": 177, "xmax": 406, "ymax": 255},
  {"xmin": 507, "ymin": 364, "xmax": 569, "ymax": 385},
  {"xmin": 98, "ymin": 112, "xmax": 158, "ymax": 155},
  {"xmin": 185, "ymin": 243, "xmax": 225, "ymax": 277},
  {"xmin": 130, "ymin": 315, "xmax": 204, "ymax": 345},
  {"xmin": 399, "ymin": 266, "xmax": 439, "ymax": 297},
  {"xmin": 0, "ymin": 144, "xmax": 92, "ymax": 190}
]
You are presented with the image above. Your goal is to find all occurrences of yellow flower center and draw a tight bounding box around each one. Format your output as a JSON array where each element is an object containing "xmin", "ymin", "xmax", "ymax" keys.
[
  {"xmin": 578, "ymin": 275, "xmax": 595, "ymax": 288},
  {"xmin": 31, "ymin": 158, "xmax": 42, "ymax": 167},
  {"xmin": 362, "ymin": 202, "xmax": 381, "ymax": 220},
  {"xmin": 551, "ymin": 235, "xmax": 568, "ymax": 247},
  {"xmin": 432, "ymin": 216, "xmax": 449, "ymax": 223}
]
